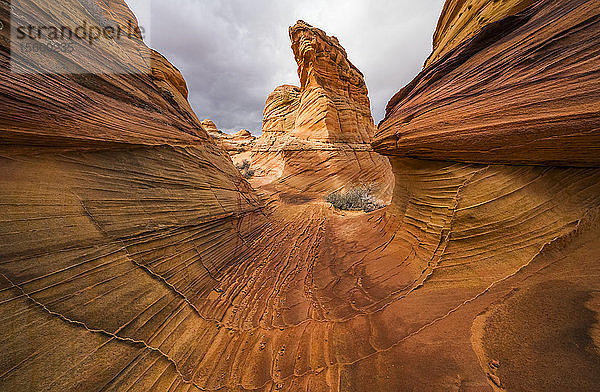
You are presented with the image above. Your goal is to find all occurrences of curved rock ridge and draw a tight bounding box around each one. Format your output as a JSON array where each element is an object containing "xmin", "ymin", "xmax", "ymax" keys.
[
  {"xmin": 201, "ymin": 118, "xmax": 221, "ymax": 135},
  {"xmin": 0, "ymin": 1, "xmax": 264, "ymax": 391},
  {"xmin": 151, "ymin": 50, "xmax": 189, "ymax": 100},
  {"xmin": 203, "ymin": 119, "xmax": 256, "ymax": 151},
  {"xmin": 289, "ymin": 21, "xmax": 376, "ymax": 143},
  {"xmin": 1, "ymin": 0, "xmax": 210, "ymax": 147},
  {"xmin": 368, "ymin": 0, "xmax": 600, "ymax": 390},
  {"xmin": 375, "ymin": 0, "xmax": 600, "ymax": 166},
  {"xmin": 425, "ymin": 0, "xmax": 537, "ymax": 68},
  {"xmin": 235, "ymin": 129, "xmax": 253, "ymax": 138}
]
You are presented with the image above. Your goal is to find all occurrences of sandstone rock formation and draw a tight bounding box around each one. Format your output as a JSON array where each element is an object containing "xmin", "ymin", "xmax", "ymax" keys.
[
  {"xmin": 203, "ymin": 119, "xmax": 256, "ymax": 153},
  {"xmin": 224, "ymin": 129, "xmax": 256, "ymax": 153},
  {"xmin": 0, "ymin": 2, "xmax": 264, "ymax": 391},
  {"xmin": 1, "ymin": 0, "xmax": 599, "ymax": 391},
  {"xmin": 375, "ymin": 0, "xmax": 600, "ymax": 166},
  {"xmin": 200, "ymin": 118, "xmax": 221, "ymax": 135},
  {"xmin": 261, "ymin": 85, "xmax": 301, "ymax": 136},
  {"xmin": 250, "ymin": 21, "xmax": 393, "ymax": 199},
  {"xmin": 203, "ymin": 119, "xmax": 256, "ymax": 168},
  {"xmin": 370, "ymin": 0, "xmax": 600, "ymax": 390},
  {"xmin": 289, "ymin": 21, "xmax": 375, "ymax": 143},
  {"xmin": 425, "ymin": 0, "xmax": 537, "ymax": 67}
]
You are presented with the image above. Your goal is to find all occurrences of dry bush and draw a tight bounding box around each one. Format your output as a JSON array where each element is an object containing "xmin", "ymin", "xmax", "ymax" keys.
[
  {"xmin": 325, "ymin": 184, "xmax": 385, "ymax": 212},
  {"xmin": 236, "ymin": 160, "xmax": 254, "ymax": 179}
]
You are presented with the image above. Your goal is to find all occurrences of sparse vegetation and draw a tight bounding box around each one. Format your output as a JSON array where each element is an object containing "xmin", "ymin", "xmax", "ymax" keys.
[
  {"xmin": 325, "ymin": 184, "xmax": 385, "ymax": 212},
  {"xmin": 236, "ymin": 160, "xmax": 255, "ymax": 179}
]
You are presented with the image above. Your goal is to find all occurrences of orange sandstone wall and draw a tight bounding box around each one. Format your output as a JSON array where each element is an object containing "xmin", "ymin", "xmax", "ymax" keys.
[
  {"xmin": 0, "ymin": 1, "xmax": 264, "ymax": 391},
  {"xmin": 375, "ymin": 0, "xmax": 600, "ymax": 166},
  {"xmin": 426, "ymin": 0, "xmax": 538, "ymax": 67},
  {"xmin": 371, "ymin": 0, "xmax": 600, "ymax": 390}
]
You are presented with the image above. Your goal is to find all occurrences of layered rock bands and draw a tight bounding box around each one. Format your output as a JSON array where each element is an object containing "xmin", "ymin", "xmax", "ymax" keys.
[
  {"xmin": 250, "ymin": 21, "xmax": 393, "ymax": 201},
  {"xmin": 1, "ymin": 0, "xmax": 599, "ymax": 391}
]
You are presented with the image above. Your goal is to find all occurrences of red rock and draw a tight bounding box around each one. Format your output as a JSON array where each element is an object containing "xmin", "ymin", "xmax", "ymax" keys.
[
  {"xmin": 201, "ymin": 118, "xmax": 221, "ymax": 135},
  {"xmin": 289, "ymin": 21, "xmax": 376, "ymax": 143},
  {"xmin": 204, "ymin": 119, "xmax": 256, "ymax": 170},
  {"xmin": 234, "ymin": 129, "xmax": 253, "ymax": 139},
  {"xmin": 371, "ymin": 0, "xmax": 600, "ymax": 390},
  {"xmin": 250, "ymin": 21, "xmax": 393, "ymax": 199},
  {"xmin": 374, "ymin": 0, "xmax": 600, "ymax": 166},
  {"xmin": 426, "ymin": 0, "xmax": 537, "ymax": 67},
  {"xmin": 0, "ymin": 2, "xmax": 263, "ymax": 390},
  {"xmin": 262, "ymin": 85, "xmax": 301, "ymax": 136}
]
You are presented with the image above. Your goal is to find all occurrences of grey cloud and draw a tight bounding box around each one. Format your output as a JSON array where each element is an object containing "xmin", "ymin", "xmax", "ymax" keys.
[{"xmin": 126, "ymin": 0, "xmax": 444, "ymax": 134}]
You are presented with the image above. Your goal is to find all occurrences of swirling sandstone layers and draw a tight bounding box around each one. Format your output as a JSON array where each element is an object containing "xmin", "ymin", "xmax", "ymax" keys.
[
  {"xmin": 425, "ymin": 0, "xmax": 537, "ymax": 67},
  {"xmin": 375, "ymin": 0, "xmax": 600, "ymax": 166},
  {"xmin": 1, "ymin": 0, "xmax": 600, "ymax": 391},
  {"xmin": 372, "ymin": 0, "xmax": 600, "ymax": 390},
  {"xmin": 251, "ymin": 21, "xmax": 393, "ymax": 199},
  {"xmin": 261, "ymin": 85, "xmax": 301, "ymax": 136},
  {"xmin": 0, "ymin": 1, "xmax": 264, "ymax": 391}
]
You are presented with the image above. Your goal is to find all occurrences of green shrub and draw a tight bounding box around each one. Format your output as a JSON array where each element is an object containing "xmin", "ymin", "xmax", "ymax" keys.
[{"xmin": 325, "ymin": 184, "xmax": 385, "ymax": 212}]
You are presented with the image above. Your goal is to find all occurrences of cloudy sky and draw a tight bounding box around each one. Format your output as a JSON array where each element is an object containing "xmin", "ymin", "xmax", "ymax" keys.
[{"xmin": 126, "ymin": 0, "xmax": 445, "ymax": 134}]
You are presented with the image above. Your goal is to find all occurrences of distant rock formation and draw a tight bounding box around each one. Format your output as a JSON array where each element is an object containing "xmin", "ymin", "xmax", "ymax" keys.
[
  {"xmin": 203, "ymin": 119, "xmax": 256, "ymax": 168},
  {"xmin": 262, "ymin": 85, "xmax": 301, "ymax": 135},
  {"xmin": 251, "ymin": 21, "xmax": 393, "ymax": 199},
  {"xmin": 289, "ymin": 21, "xmax": 376, "ymax": 143},
  {"xmin": 200, "ymin": 118, "xmax": 221, "ymax": 135}
]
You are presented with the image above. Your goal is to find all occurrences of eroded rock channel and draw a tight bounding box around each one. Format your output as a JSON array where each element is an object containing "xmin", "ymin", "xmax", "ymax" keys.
[{"xmin": 1, "ymin": 0, "xmax": 599, "ymax": 391}]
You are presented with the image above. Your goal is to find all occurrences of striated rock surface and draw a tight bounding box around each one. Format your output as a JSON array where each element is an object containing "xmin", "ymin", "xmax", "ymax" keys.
[
  {"xmin": 251, "ymin": 21, "xmax": 393, "ymax": 199},
  {"xmin": 261, "ymin": 84, "xmax": 301, "ymax": 135},
  {"xmin": 289, "ymin": 21, "xmax": 375, "ymax": 143},
  {"xmin": 203, "ymin": 119, "xmax": 257, "ymax": 168},
  {"xmin": 369, "ymin": 0, "xmax": 600, "ymax": 390},
  {"xmin": 425, "ymin": 0, "xmax": 537, "ymax": 67},
  {"xmin": 1, "ymin": 1, "xmax": 203, "ymax": 146},
  {"xmin": 0, "ymin": 1, "xmax": 264, "ymax": 391},
  {"xmin": 200, "ymin": 118, "xmax": 221, "ymax": 135},
  {"xmin": 204, "ymin": 119, "xmax": 256, "ymax": 153},
  {"xmin": 2, "ymin": 0, "xmax": 600, "ymax": 391},
  {"xmin": 375, "ymin": 0, "xmax": 600, "ymax": 166}
]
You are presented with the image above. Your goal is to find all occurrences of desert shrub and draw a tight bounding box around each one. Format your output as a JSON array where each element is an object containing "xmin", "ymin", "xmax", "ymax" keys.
[
  {"xmin": 236, "ymin": 160, "xmax": 250, "ymax": 171},
  {"xmin": 325, "ymin": 184, "xmax": 385, "ymax": 212},
  {"xmin": 236, "ymin": 160, "xmax": 254, "ymax": 179},
  {"xmin": 242, "ymin": 168, "xmax": 255, "ymax": 179}
]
